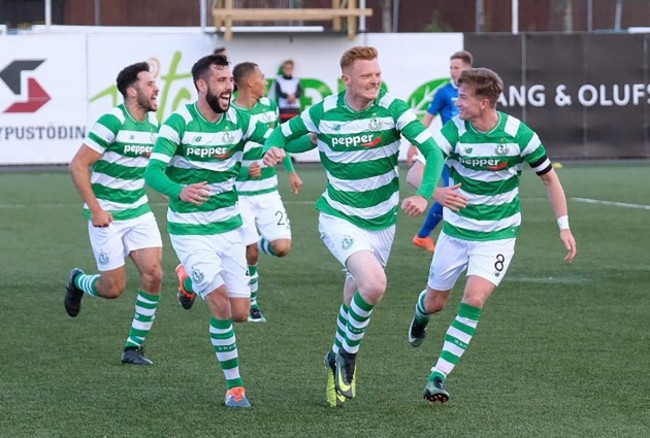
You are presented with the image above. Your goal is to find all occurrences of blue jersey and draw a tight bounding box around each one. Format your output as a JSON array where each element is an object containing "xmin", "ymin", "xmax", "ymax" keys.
[{"xmin": 426, "ymin": 82, "xmax": 458, "ymax": 124}]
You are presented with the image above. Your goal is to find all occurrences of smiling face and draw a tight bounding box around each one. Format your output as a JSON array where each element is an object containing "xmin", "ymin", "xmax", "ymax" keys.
[
  {"xmin": 342, "ymin": 58, "xmax": 382, "ymax": 106},
  {"xmin": 202, "ymin": 64, "xmax": 234, "ymax": 114},
  {"xmin": 132, "ymin": 70, "xmax": 159, "ymax": 112},
  {"xmin": 456, "ymin": 83, "xmax": 486, "ymax": 121}
]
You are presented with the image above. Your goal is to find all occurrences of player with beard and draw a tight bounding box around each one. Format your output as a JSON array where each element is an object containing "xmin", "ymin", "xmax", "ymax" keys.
[
  {"xmin": 145, "ymin": 54, "xmax": 270, "ymax": 408},
  {"xmin": 65, "ymin": 61, "xmax": 164, "ymax": 366}
]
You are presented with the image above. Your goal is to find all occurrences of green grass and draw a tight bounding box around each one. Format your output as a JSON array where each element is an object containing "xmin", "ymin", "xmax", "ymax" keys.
[{"xmin": 1, "ymin": 162, "xmax": 649, "ymax": 437}]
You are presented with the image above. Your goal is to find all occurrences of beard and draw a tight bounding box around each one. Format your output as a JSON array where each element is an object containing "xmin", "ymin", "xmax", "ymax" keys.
[
  {"xmin": 206, "ymin": 89, "xmax": 230, "ymax": 114},
  {"xmin": 136, "ymin": 91, "xmax": 157, "ymax": 112}
]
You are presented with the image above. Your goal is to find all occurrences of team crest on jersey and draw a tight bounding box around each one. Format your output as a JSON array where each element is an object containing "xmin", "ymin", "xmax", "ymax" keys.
[
  {"xmin": 368, "ymin": 117, "xmax": 382, "ymax": 131},
  {"xmin": 341, "ymin": 235, "xmax": 354, "ymax": 250},
  {"xmin": 194, "ymin": 136, "xmax": 202, "ymax": 143},
  {"xmin": 191, "ymin": 267, "xmax": 205, "ymax": 284},
  {"xmin": 495, "ymin": 143, "xmax": 509, "ymax": 156},
  {"xmin": 334, "ymin": 125, "xmax": 342, "ymax": 131},
  {"xmin": 262, "ymin": 112, "xmax": 274, "ymax": 123},
  {"xmin": 464, "ymin": 147, "xmax": 473, "ymax": 155},
  {"xmin": 222, "ymin": 131, "xmax": 234, "ymax": 143},
  {"xmin": 98, "ymin": 250, "xmax": 109, "ymax": 266}
]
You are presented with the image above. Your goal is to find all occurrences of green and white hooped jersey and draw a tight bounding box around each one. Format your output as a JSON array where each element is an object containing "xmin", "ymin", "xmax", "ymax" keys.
[
  {"xmin": 233, "ymin": 97, "xmax": 281, "ymax": 196},
  {"xmin": 83, "ymin": 104, "xmax": 159, "ymax": 221},
  {"xmin": 151, "ymin": 102, "xmax": 270, "ymax": 236},
  {"xmin": 279, "ymin": 90, "xmax": 435, "ymax": 230},
  {"xmin": 433, "ymin": 111, "xmax": 552, "ymax": 241}
]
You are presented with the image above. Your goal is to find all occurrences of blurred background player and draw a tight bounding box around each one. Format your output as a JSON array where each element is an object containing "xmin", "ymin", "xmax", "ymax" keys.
[
  {"xmin": 275, "ymin": 59, "xmax": 302, "ymax": 122},
  {"xmin": 65, "ymin": 61, "xmax": 163, "ymax": 366},
  {"xmin": 406, "ymin": 67, "xmax": 577, "ymax": 404},
  {"xmin": 231, "ymin": 61, "xmax": 302, "ymax": 322},
  {"xmin": 145, "ymin": 54, "xmax": 271, "ymax": 408},
  {"xmin": 407, "ymin": 50, "xmax": 473, "ymax": 252}
]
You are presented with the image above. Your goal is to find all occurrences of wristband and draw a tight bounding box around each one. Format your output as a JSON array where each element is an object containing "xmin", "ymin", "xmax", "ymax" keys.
[{"xmin": 556, "ymin": 215, "xmax": 570, "ymax": 230}]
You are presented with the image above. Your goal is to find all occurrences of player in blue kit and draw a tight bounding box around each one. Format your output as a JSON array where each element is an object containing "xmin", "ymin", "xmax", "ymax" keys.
[{"xmin": 407, "ymin": 50, "xmax": 473, "ymax": 252}]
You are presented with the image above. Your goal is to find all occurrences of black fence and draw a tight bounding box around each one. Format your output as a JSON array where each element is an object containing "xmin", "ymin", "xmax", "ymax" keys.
[{"xmin": 465, "ymin": 32, "xmax": 650, "ymax": 159}]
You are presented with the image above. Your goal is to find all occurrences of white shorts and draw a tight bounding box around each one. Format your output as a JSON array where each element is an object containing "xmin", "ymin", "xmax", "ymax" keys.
[
  {"xmin": 88, "ymin": 212, "xmax": 162, "ymax": 271},
  {"xmin": 170, "ymin": 230, "xmax": 249, "ymax": 299},
  {"xmin": 318, "ymin": 213, "xmax": 395, "ymax": 268},
  {"xmin": 238, "ymin": 191, "xmax": 292, "ymax": 246},
  {"xmin": 427, "ymin": 232, "xmax": 516, "ymax": 290}
]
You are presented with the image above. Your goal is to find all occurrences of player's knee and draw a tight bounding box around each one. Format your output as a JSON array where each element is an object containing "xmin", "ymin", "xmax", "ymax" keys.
[
  {"xmin": 232, "ymin": 308, "xmax": 249, "ymax": 323},
  {"xmin": 205, "ymin": 287, "xmax": 230, "ymax": 317},
  {"xmin": 271, "ymin": 239, "xmax": 291, "ymax": 257},
  {"xmin": 359, "ymin": 276, "xmax": 387, "ymax": 303},
  {"xmin": 426, "ymin": 290, "xmax": 449, "ymax": 313},
  {"xmin": 99, "ymin": 280, "xmax": 126, "ymax": 299},
  {"xmin": 246, "ymin": 244, "xmax": 259, "ymax": 264},
  {"xmin": 462, "ymin": 295, "xmax": 486, "ymax": 309},
  {"xmin": 428, "ymin": 299, "xmax": 446, "ymax": 313},
  {"xmin": 141, "ymin": 266, "xmax": 163, "ymax": 292}
]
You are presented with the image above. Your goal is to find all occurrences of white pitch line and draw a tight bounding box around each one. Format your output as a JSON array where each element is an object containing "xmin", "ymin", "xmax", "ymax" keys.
[
  {"xmin": 571, "ymin": 197, "xmax": 650, "ymax": 210},
  {"xmin": 0, "ymin": 203, "xmax": 72, "ymax": 209},
  {"xmin": 0, "ymin": 201, "xmax": 320, "ymax": 208},
  {"xmin": 0, "ymin": 197, "xmax": 555, "ymax": 209}
]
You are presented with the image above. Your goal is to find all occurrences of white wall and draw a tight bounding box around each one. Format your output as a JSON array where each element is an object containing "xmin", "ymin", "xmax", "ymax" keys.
[{"xmin": 0, "ymin": 29, "xmax": 462, "ymax": 164}]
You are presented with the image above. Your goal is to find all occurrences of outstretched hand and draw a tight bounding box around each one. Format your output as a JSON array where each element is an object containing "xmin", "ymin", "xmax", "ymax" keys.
[
  {"xmin": 288, "ymin": 172, "xmax": 303, "ymax": 194},
  {"xmin": 560, "ymin": 229, "xmax": 577, "ymax": 263}
]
